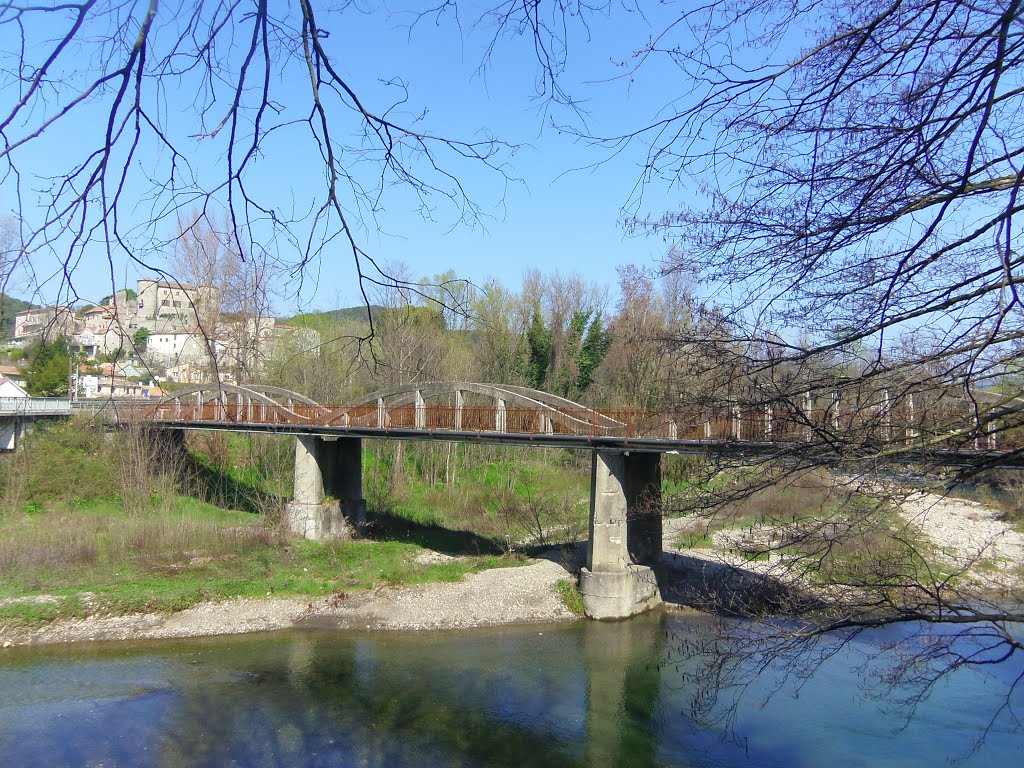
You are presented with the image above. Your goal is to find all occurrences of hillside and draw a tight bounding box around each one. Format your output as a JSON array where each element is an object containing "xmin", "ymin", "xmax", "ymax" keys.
[
  {"xmin": 280, "ymin": 304, "xmax": 384, "ymax": 327},
  {"xmin": 0, "ymin": 293, "xmax": 35, "ymax": 338}
]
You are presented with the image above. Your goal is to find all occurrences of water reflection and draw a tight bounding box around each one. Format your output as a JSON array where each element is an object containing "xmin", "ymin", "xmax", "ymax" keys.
[{"xmin": 0, "ymin": 613, "xmax": 1019, "ymax": 767}]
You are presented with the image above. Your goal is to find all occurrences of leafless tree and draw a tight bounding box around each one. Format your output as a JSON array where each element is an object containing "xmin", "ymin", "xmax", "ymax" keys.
[
  {"xmin": 171, "ymin": 210, "xmax": 275, "ymax": 381},
  {"xmin": 453, "ymin": 0, "xmax": 1024, "ymax": 724},
  {"xmin": 0, "ymin": 0, "xmax": 513, "ymax": 312}
]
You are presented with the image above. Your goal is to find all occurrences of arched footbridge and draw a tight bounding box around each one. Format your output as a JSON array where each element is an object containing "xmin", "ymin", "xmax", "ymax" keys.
[
  {"xmin": 122, "ymin": 381, "xmax": 1023, "ymax": 621},
  {"xmin": 137, "ymin": 380, "xmax": 1021, "ymax": 461}
]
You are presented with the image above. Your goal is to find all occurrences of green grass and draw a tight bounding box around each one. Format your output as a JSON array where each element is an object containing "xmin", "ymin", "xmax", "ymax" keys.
[
  {"xmin": 0, "ymin": 494, "xmax": 519, "ymax": 630},
  {"xmin": 675, "ymin": 532, "xmax": 713, "ymax": 549},
  {"xmin": 556, "ymin": 578, "xmax": 585, "ymax": 615},
  {"xmin": 367, "ymin": 445, "xmax": 592, "ymax": 547}
]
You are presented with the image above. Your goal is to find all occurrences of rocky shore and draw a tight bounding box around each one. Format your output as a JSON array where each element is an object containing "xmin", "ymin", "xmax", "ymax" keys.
[
  {"xmin": 2, "ymin": 490, "xmax": 1020, "ymax": 648},
  {"xmin": 0, "ymin": 557, "xmax": 578, "ymax": 647}
]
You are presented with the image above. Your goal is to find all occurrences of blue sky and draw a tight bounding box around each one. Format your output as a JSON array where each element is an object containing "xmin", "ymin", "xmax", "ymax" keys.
[{"xmin": 0, "ymin": 2, "xmax": 695, "ymax": 314}]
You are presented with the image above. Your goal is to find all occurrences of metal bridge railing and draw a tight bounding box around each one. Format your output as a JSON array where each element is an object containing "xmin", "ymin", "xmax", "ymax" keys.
[
  {"xmin": 118, "ymin": 399, "xmax": 1023, "ymax": 452},
  {"xmin": 0, "ymin": 397, "xmax": 72, "ymax": 415}
]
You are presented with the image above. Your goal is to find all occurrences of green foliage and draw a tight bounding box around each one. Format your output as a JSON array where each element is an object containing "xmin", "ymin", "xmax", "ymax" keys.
[
  {"xmin": 24, "ymin": 337, "xmax": 70, "ymax": 396},
  {"xmin": 132, "ymin": 326, "xmax": 150, "ymax": 350},
  {"xmin": 99, "ymin": 287, "xmax": 137, "ymax": 305},
  {"xmin": 551, "ymin": 310, "xmax": 613, "ymax": 399},
  {"xmin": 0, "ymin": 292, "xmax": 36, "ymax": 339},
  {"xmin": 1, "ymin": 419, "xmax": 117, "ymax": 504},
  {"xmin": 525, "ymin": 307, "xmax": 551, "ymax": 389},
  {"xmin": 577, "ymin": 311, "xmax": 612, "ymax": 394},
  {"xmin": 556, "ymin": 577, "xmax": 585, "ymax": 615},
  {"xmin": 283, "ymin": 304, "xmax": 382, "ymax": 327},
  {"xmin": 0, "ymin": 495, "xmax": 517, "ymax": 628},
  {"xmin": 554, "ymin": 310, "xmax": 589, "ymax": 397}
]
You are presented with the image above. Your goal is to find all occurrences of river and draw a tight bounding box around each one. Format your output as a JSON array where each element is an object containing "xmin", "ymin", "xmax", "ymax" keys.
[{"xmin": 0, "ymin": 612, "xmax": 1019, "ymax": 767}]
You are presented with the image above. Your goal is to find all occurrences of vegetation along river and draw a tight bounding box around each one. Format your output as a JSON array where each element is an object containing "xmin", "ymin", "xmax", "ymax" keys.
[{"xmin": 0, "ymin": 612, "xmax": 1019, "ymax": 767}]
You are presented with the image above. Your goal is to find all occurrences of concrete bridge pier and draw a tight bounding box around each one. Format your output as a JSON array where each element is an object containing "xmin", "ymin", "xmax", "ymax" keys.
[
  {"xmin": 580, "ymin": 450, "xmax": 663, "ymax": 620},
  {"xmin": 285, "ymin": 435, "xmax": 365, "ymax": 541}
]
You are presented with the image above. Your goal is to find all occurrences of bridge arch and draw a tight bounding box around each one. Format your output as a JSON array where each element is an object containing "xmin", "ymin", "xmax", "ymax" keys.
[
  {"xmin": 153, "ymin": 383, "xmax": 320, "ymax": 424},
  {"xmin": 325, "ymin": 381, "xmax": 624, "ymax": 436}
]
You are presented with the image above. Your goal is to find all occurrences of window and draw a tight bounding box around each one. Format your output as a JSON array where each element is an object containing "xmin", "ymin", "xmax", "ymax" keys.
[{"xmin": 161, "ymin": 299, "xmax": 169, "ymax": 307}]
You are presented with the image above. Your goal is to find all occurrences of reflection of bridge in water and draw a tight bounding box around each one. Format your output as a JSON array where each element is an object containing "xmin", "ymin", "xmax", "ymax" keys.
[{"xmin": 5, "ymin": 381, "xmax": 1018, "ymax": 619}]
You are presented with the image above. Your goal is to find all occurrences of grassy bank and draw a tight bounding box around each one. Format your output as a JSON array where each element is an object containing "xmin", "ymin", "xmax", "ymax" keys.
[
  {"xmin": 0, "ymin": 495, "xmax": 510, "ymax": 629},
  {"xmin": 0, "ymin": 423, "xmax": 529, "ymax": 630}
]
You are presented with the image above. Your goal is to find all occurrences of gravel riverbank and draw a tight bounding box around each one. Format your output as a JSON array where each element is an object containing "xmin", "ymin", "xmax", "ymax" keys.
[
  {"xmin": 4, "ymin": 489, "xmax": 1019, "ymax": 649},
  {"xmin": 0, "ymin": 557, "xmax": 578, "ymax": 648}
]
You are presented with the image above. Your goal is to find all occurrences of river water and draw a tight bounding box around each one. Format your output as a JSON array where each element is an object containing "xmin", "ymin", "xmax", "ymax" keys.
[{"xmin": 0, "ymin": 612, "xmax": 1019, "ymax": 767}]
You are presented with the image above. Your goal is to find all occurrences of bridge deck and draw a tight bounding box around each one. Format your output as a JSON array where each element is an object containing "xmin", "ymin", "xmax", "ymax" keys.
[
  {"xmin": 5, "ymin": 387, "xmax": 1019, "ymax": 466},
  {"xmin": 135, "ymin": 400, "xmax": 1020, "ymax": 467}
]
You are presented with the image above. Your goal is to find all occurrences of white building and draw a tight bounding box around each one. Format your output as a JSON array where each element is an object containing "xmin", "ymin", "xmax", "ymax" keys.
[
  {"xmin": 0, "ymin": 376, "xmax": 29, "ymax": 449},
  {"xmin": 145, "ymin": 329, "xmax": 210, "ymax": 365}
]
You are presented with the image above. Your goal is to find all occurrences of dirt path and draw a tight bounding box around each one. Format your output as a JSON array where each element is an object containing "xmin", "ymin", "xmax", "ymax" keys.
[{"xmin": 0, "ymin": 557, "xmax": 577, "ymax": 648}]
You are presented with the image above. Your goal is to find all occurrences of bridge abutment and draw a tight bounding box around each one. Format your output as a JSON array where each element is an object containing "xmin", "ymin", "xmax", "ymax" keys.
[
  {"xmin": 285, "ymin": 435, "xmax": 365, "ymax": 541},
  {"xmin": 580, "ymin": 450, "xmax": 663, "ymax": 620}
]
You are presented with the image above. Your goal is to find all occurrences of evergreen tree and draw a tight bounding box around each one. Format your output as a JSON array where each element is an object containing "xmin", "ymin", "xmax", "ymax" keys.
[
  {"xmin": 25, "ymin": 338, "xmax": 70, "ymax": 397},
  {"xmin": 576, "ymin": 312, "xmax": 612, "ymax": 396},
  {"xmin": 525, "ymin": 307, "xmax": 551, "ymax": 390},
  {"xmin": 555, "ymin": 310, "xmax": 590, "ymax": 397}
]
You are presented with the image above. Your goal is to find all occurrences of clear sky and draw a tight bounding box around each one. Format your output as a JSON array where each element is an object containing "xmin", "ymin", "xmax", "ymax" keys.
[{"xmin": 0, "ymin": 2, "xmax": 699, "ymax": 313}]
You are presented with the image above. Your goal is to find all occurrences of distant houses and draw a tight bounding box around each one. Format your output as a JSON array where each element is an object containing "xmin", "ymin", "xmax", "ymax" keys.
[{"xmin": 7, "ymin": 277, "xmax": 309, "ymax": 398}]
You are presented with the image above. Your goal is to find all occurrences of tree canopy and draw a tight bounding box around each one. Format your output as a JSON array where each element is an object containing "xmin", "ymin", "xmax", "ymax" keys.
[{"xmin": 24, "ymin": 338, "xmax": 69, "ymax": 397}]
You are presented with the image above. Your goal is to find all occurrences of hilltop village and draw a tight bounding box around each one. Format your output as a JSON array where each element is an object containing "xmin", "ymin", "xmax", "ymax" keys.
[{"xmin": 4, "ymin": 279, "xmax": 316, "ymax": 398}]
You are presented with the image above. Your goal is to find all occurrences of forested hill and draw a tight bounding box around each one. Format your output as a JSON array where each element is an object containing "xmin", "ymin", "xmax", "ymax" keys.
[
  {"xmin": 280, "ymin": 305, "xmax": 383, "ymax": 327},
  {"xmin": 0, "ymin": 293, "xmax": 35, "ymax": 338}
]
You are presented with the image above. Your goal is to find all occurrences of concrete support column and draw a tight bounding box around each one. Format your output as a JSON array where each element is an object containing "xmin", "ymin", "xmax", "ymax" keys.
[
  {"xmin": 579, "ymin": 451, "xmax": 662, "ymax": 620},
  {"xmin": 142, "ymin": 427, "xmax": 189, "ymax": 473},
  {"xmin": 414, "ymin": 390, "xmax": 426, "ymax": 429},
  {"xmin": 376, "ymin": 397, "xmax": 386, "ymax": 428},
  {"xmin": 881, "ymin": 389, "xmax": 892, "ymax": 442},
  {"xmin": 285, "ymin": 435, "xmax": 364, "ymax": 540},
  {"xmin": 906, "ymin": 393, "xmax": 918, "ymax": 442},
  {"xmin": 625, "ymin": 452, "xmax": 662, "ymax": 568},
  {"xmin": 1, "ymin": 417, "xmax": 19, "ymax": 451},
  {"xmin": 454, "ymin": 389, "xmax": 463, "ymax": 430},
  {"xmin": 495, "ymin": 397, "xmax": 507, "ymax": 432},
  {"xmin": 290, "ymin": 435, "xmax": 324, "ymax": 507},
  {"xmin": 586, "ymin": 451, "xmax": 629, "ymax": 573},
  {"xmin": 803, "ymin": 391, "xmax": 814, "ymax": 441},
  {"xmin": 325, "ymin": 436, "xmax": 366, "ymax": 526}
]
